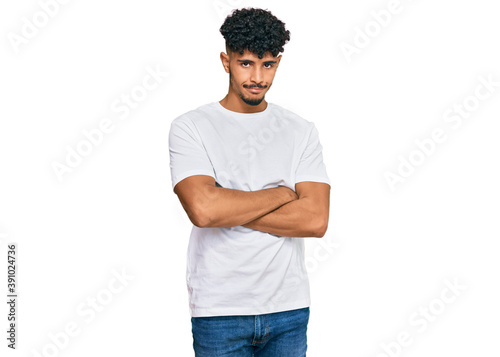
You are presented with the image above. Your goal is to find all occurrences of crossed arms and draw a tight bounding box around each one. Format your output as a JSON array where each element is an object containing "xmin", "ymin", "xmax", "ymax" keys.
[{"xmin": 173, "ymin": 175, "xmax": 330, "ymax": 238}]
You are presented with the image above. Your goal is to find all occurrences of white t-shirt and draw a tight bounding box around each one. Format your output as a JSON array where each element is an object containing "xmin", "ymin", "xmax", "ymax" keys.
[{"xmin": 169, "ymin": 101, "xmax": 330, "ymax": 317}]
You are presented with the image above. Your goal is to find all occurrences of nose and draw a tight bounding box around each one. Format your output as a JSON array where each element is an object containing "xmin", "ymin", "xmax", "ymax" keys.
[{"xmin": 250, "ymin": 66, "xmax": 264, "ymax": 85}]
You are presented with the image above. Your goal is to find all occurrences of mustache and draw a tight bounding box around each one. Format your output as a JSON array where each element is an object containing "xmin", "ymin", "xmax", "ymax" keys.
[{"xmin": 243, "ymin": 84, "xmax": 267, "ymax": 89}]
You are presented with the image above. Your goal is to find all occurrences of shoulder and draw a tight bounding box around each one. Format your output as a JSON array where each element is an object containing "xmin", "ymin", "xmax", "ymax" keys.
[
  {"xmin": 269, "ymin": 102, "xmax": 315, "ymax": 131},
  {"xmin": 170, "ymin": 102, "xmax": 216, "ymax": 127}
]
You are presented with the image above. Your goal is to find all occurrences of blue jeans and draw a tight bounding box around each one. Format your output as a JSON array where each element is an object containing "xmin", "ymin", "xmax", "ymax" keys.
[{"xmin": 191, "ymin": 307, "xmax": 310, "ymax": 356}]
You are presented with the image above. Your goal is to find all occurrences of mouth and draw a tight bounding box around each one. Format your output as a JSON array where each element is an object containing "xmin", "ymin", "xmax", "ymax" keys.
[{"xmin": 246, "ymin": 87, "xmax": 264, "ymax": 94}]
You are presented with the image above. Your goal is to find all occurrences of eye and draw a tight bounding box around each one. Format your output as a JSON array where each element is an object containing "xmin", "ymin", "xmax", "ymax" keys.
[
  {"xmin": 241, "ymin": 62, "xmax": 250, "ymax": 67},
  {"xmin": 264, "ymin": 63, "xmax": 274, "ymax": 69}
]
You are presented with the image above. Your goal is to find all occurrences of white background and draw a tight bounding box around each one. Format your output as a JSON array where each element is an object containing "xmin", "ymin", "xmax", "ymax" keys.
[{"xmin": 1, "ymin": 0, "xmax": 499, "ymax": 356}]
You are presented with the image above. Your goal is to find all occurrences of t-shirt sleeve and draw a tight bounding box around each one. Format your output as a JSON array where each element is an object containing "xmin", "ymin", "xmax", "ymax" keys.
[
  {"xmin": 294, "ymin": 122, "xmax": 331, "ymax": 186},
  {"xmin": 169, "ymin": 118, "xmax": 215, "ymax": 191}
]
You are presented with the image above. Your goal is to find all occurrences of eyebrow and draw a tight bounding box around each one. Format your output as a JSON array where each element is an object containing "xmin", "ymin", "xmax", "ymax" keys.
[{"xmin": 237, "ymin": 59, "xmax": 278, "ymax": 64}]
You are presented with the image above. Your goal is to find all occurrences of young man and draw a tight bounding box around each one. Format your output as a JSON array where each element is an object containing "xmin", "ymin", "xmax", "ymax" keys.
[{"xmin": 169, "ymin": 7, "xmax": 330, "ymax": 357}]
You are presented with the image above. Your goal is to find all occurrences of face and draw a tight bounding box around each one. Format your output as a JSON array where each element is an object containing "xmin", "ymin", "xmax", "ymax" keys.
[{"xmin": 221, "ymin": 48, "xmax": 282, "ymax": 106}]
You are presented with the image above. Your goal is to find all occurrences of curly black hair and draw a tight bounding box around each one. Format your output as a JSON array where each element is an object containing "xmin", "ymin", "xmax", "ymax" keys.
[{"xmin": 219, "ymin": 7, "xmax": 291, "ymax": 59}]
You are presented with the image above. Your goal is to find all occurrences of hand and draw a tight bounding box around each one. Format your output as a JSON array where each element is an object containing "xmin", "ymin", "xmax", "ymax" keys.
[{"xmin": 278, "ymin": 185, "xmax": 299, "ymax": 202}]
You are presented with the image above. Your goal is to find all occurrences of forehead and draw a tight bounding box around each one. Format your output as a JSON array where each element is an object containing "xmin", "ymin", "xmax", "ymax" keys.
[{"xmin": 231, "ymin": 49, "xmax": 279, "ymax": 61}]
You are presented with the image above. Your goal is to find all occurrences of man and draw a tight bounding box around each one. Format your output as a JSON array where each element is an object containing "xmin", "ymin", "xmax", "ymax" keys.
[{"xmin": 169, "ymin": 7, "xmax": 330, "ymax": 357}]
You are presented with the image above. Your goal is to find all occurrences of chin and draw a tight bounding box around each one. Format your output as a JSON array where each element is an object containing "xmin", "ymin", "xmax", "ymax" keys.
[
  {"xmin": 238, "ymin": 92, "xmax": 264, "ymax": 106},
  {"xmin": 243, "ymin": 97, "xmax": 264, "ymax": 106}
]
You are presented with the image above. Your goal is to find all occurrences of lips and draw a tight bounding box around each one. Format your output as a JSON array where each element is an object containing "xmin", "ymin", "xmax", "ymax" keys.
[{"xmin": 247, "ymin": 87, "xmax": 264, "ymax": 93}]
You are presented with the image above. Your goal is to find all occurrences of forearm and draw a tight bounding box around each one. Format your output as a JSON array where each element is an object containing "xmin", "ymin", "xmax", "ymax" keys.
[
  {"xmin": 201, "ymin": 185, "xmax": 298, "ymax": 228},
  {"xmin": 242, "ymin": 197, "xmax": 324, "ymax": 237}
]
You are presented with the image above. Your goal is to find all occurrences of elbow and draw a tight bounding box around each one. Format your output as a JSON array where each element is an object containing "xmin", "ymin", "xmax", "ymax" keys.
[
  {"xmin": 190, "ymin": 192, "xmax": 218, "ymax": 228},
  {"xmin": 187, "ymin": 185, "xmax": 217, "ymax": 228},
  {"xmin": 190, "ymin": 204, "xmax": 211, "ymax": 228},
  {"xmin": 175, "ymin": 178, "xmax": 217, "ymax": 228},
  {"xmin": 191, "ymin": 213, "xmax": 207, "ymax": 229},
  {"xmin": 312, "ymin": 217, "xmax": 329, "ymax": 238}
]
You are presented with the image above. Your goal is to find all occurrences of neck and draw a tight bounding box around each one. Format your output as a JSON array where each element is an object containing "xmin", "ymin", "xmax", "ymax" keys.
[{"xmin": 219, "ymin": 93, "xmax": 267, "ymax": 113}]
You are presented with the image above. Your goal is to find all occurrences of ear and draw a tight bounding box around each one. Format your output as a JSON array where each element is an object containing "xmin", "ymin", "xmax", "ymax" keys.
[
  {"xmin": 220, "ymin": 52, "xmax": 230, "ymax": 73},
  {"xmin": 276, "ymin": 54, "xmax": 283, "ymax": 67}
]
